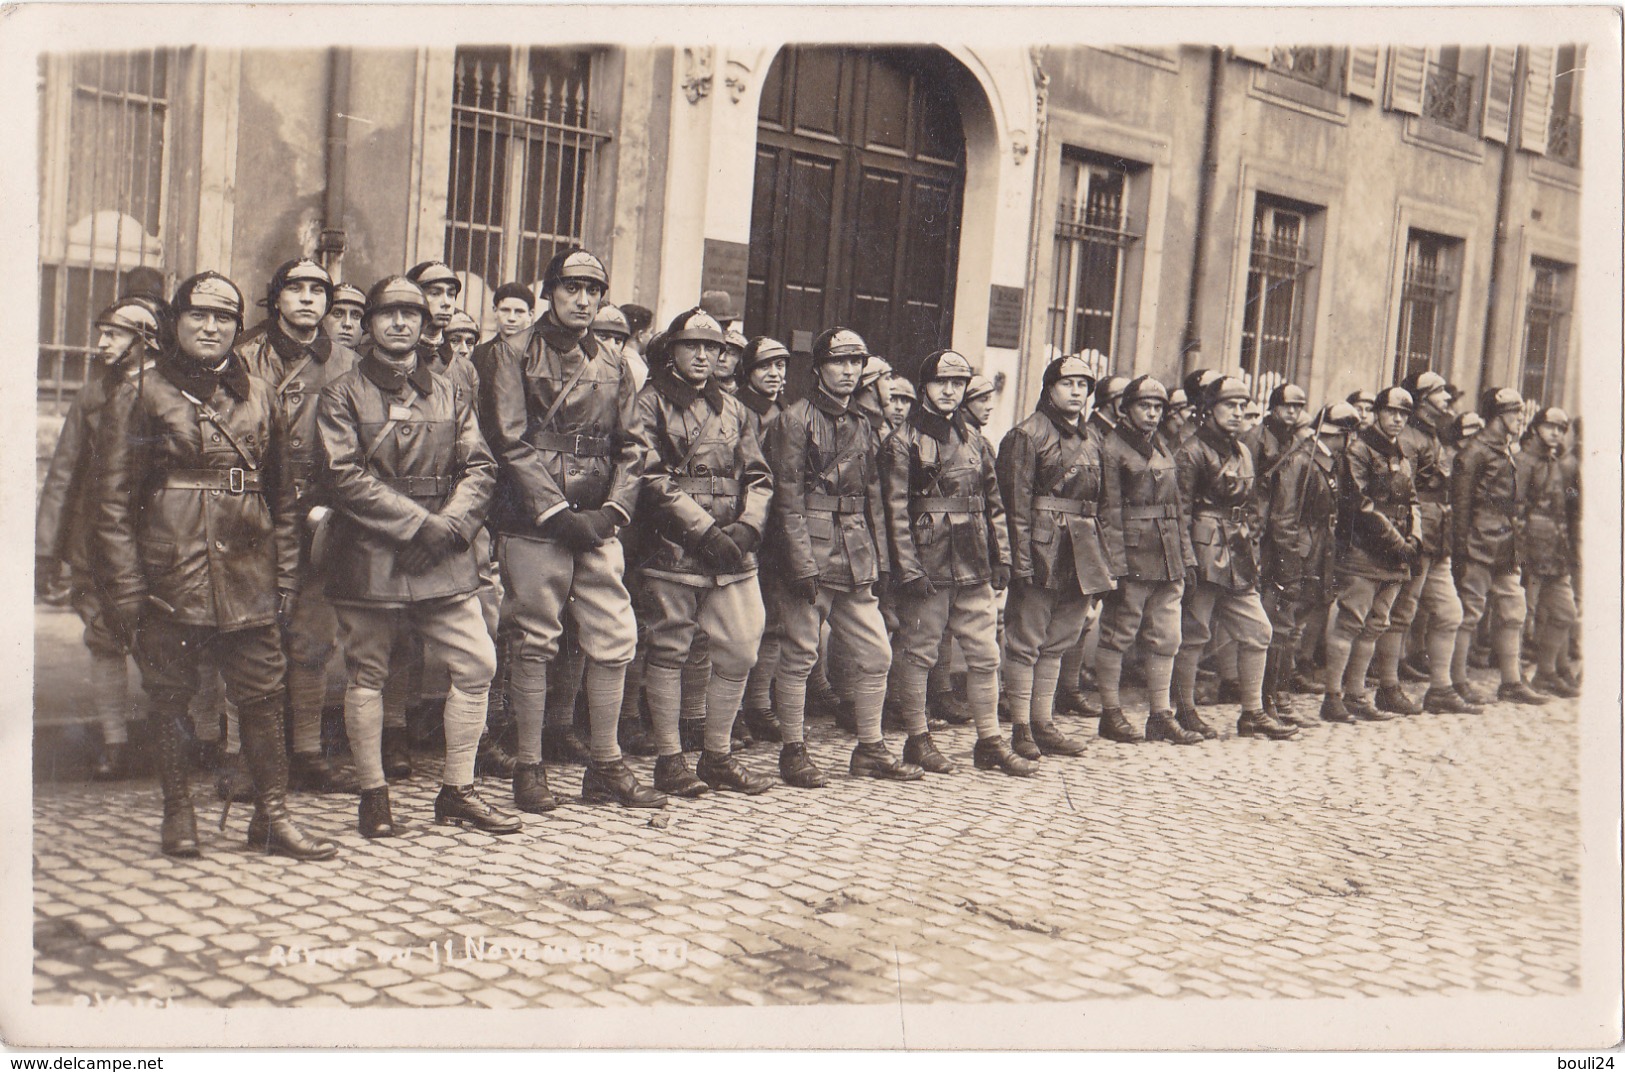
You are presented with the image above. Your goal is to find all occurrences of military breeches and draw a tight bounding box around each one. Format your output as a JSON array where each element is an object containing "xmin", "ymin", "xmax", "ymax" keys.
[
  {"xmin": 895, "ymin": 582, "xmax": 1000, "ymax": 674},
  {"xmin": 335, "ymin": 595, "xmax": 497, "ymax": 694},
  {"xmin": 1180, "ymin": 581, "xmax": 1272, "ymax": 654},
  {"xmin": 1003, "ymin": 583, "xmax": 1091, "ymax": 668},
  {"xmin": 1329, "ymin": 574, "xmax": 1404, "ymax": 643},
  {"xmin": 498, "ymin": 534, "xmax": 638, "ymax": 666},
  {"xmin": 1456, "ymin": 562, "xmax": 1526, "ymax": 634},
  {"xmin": 776, "ymin": 584, "xmax": 891, "ymax": 681},
  {"xmin": 1387, "ymin": 554, "xmax": 1464, "ymax": 636},
  {"xmin": 1099, "ymin": 579, "xmax": 1183, "ymax": 657},
  {"xmin": 638, "ymin": 574, "xmax": 765, "ymax": 678},
  {"xmin": 135, "ymin": 619, "xmax": 286, "ymax": 708}
]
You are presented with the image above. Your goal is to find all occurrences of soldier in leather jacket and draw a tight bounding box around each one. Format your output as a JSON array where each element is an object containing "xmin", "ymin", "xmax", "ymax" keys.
[
  {"xmin": 318, "ymin": 276, "xmax": 517, "ymax": 840},
  {"xmin": 95, "ymin": 271, "xmax": 335, "ymax": 862},
  {"xmin": 883, "ymin": 350, "xmax": 1030, "ymax": 777},
  {"xmin": 1449, "ymin": 387, "xmax": 1547, "ymax": 705},
  {"xmin": 1095, "ymin": 376, "xmax": 1193, "ymax": 744},
  {"xmin": 628, "ymin": 309, "xmax": 776, "ymax": 798},
  {"xmin": 1516, "ymin": 407, "xmax": 1580, "ymax": 697},
  {"xmin": 473, "ymin": 247, "xmax": 663, "ymax": 813},
  {"xmin": 236, "ymin": 258, "xmax": 361, "ymax": 794},
  {"xmin": 1320, "ymin": 387, "xmax": 1420, "ymax": 723},
  {"xmin": 995, "ymin": 354, "xmax": 1110, "ymax": 763},
  {"xmin": 734, "ymin": 337, "xmax": 791, "ymax": 744},
  {"xmin": 1375, "ymin": 372, "xmax": 1476, "ymax": 715},
  {"xmin": 1172, "ymin": 376, "xmax": 1291, "ymax": 742},
  {"xmin": 765, "ymin": 327, "xmax": 920, "ymax": 786},
  {"xmin": 37, "ymin": 297, "xmax": 161, "ymax": 780}
]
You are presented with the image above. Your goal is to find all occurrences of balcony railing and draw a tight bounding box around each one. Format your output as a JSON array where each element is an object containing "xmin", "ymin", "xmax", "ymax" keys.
[
  {"xmin": 1547, "ymin": 111, "xmax": 1582, "ymax": 166},
  {"xmin": 1269, "ymin": 47, "xmax": 1337, "ymax": 89},
  {"xmin": 1421, "ymin": 63, "xmax": 1475, "ymax": 132}
]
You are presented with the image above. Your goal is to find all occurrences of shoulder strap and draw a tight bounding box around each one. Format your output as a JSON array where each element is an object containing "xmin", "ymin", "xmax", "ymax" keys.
[
  {"xmin": 677, "ymin": 405, "xmax": 726, "ymax": 473},
  {"xmin": 538, "ymin": 343, "xmax": 594, "ymax": 431},
  {"xmin": 275, "ymin": 353, "xmax": 315, "ymax": 395},
  {"xmin": 179, "ymin": 389, "xmax": 261, "ymax": 471}
]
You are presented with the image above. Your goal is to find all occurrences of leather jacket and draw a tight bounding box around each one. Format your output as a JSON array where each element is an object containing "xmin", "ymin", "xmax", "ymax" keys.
[
  {"xmin": 1099, "ymin": 421, "xmax": 1195, "ymax": 583},
  {"xmin": 1514, "ymin": 438, "xmax": 1579, "ymax": 576},
  {"xmin": 236, "ymin": 321, "xmax": 359, "ymax": 509},
  {"xmin": 883, "ymin": 405, "xmax": 1009, "ymax": 589},
  {"xmin": 316, "ymin": 355, "xmax": 496, "ymax": 606},
  {"xmin": 37, "ymin": 349, "xmax": 152, "ymax": 572},
  {"xmin": 473, "ymin": 313, "xmax": 644, "ymax": 539},
  {"xmin": 1336, "ymin": 424, "xmax": 1418, "ymax": 581},
  {"xmin": 1242, "ymin": 414, "xmax": 1295, "ymax": 486},
  {"xmin": 1396, "ymin": 408, "xmax": 1451, "ymax": 557},
  {"xmin": 418, "ymin": 330, "xmax": 480, "ymax": 402},
  {"xmin": 630, "ymin": 366, "xmax": 774, "ymax": 583},
  {"xmin": 94, "ymin": 350, "xmax": 298, "ymax": 630},
  {"xmin": 1176, "ymin": 423, "xmax": 1261, "ymax": 590},
  {"xmin": 996, "ymin": 400, "xmax": 1113, "ymax": 595},
  {"xmin": 764, "ymin": 386, "xmax": 888, "ymax": 591},
  {"xmin": 1450, "ymin": 433, "xmax": 1521, "ymax": 572},
  {"xmin": 1258, "ymin": 435, "xmax": 1339, "ymax": 588},
  {"xmin": 738, "ymin": 384, "xmax": 781, "ymax": 444}
]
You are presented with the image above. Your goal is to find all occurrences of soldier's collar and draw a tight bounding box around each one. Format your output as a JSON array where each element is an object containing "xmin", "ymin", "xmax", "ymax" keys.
[
  {"xmin": 1112, "ymin": 420, "xmax": 1156, "ymax": 459},
  {"xmin": 269, "ymin": 319, "xmax": 331, "ymax": 364},
  {"xmin": 910, "ymin": 404, "xmax": 956, "ymax": 443},
  {"xmin": 1037, "ymin": 397, "xmax": 1083, "ymax": 437},
  {"xmin": 738, "ymin": 384, "xmax": 778, "ymax": 417},
  {"xmin": 652, "ymin": 364, "xmax": 726, "ymax": 413},
  {"xmin": 812, "ymin": 385, "xmax": 852, "ymax": 417},
  {"xmin": 1412, "ymin": 408, "xmax": 1444, "ymax": 438},
  {"xmin": 360, "ymin": 351, "xmax": 433, "ymax": 396},
  {"xmin": 1197, "ymin": 422, "xmax": 1239, "ymax": 455},
  {"xmin": 1358, "ymin": 423, "xmax": 1403, "ymax": 457},
  {"xmin": 157, "ymin": 348, "xmax": 252, "ymax": 401},
  {"xmin": 536, "ymin": 312, "xmax": 599, "ymax": 360}
]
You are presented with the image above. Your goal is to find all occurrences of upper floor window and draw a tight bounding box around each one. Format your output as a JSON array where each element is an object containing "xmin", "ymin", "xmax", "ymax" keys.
[
  {"xmin": 1547, "ymin": 44, "xmax": 1583, "ymax": 166},
  {"xmin": 1269, "ymin": 47, "xmax": 1340, "ymax": 91},
  {"xmin": 1422, "ymin": 47, "xmax": 1476, "ymax": 132},
  {"xmin": 1046, "ymin": 154, "xmax": 1141, "ymax": 362},
  {"xmin": 1520, "ymin": 258, "xmax": 1573, "ymax": 404},
  {"xmin": 443, "ymin": 47, "xmax": 611, "ymax": 302}
]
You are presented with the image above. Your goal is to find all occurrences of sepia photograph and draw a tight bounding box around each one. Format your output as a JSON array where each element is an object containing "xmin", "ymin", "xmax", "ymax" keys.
[{"xmin": 4, "ymin": 2, "xmax": 1620, "ymax": 1054}]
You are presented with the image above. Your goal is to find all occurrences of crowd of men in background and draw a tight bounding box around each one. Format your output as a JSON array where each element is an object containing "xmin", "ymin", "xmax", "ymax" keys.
[{"xmin": 35, "ymin": 245, "xmax": 1583, "ymax": 861}]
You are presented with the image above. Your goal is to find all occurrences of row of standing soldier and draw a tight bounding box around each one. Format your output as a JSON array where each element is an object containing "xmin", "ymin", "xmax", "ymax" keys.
[{"xmin": 35, "ymin": 246, "xmax": 1581, "ymax": 860}]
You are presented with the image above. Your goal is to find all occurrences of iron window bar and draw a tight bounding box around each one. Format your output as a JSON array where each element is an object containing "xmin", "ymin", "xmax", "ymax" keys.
[{"xmin": 1421, "ymin": 62, "xmax": 1475, "ymax": 132}]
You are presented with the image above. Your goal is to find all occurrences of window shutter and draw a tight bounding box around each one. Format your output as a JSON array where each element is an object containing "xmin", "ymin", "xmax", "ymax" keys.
[
  {"xmin": 1521, "ymin": 46, "xmax": 1556, "ymax": 154},
  {"xmin": 1386, "ymin": 46, "xmax": 1426, "ymax": 115},
  {"xmin": 1481, "ymin": 46, "xmax": 1517, "ymax": 142},
  {"xmin": 1231, "ymin": 47, "xmax": 1271, "ymax": 66},
  {"xmin": 1346, "ymin": 46, "xmax": 1381, "ymax": 100}
]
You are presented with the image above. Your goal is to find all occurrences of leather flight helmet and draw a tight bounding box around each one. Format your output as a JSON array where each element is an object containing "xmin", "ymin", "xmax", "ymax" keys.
[
  {"xmin": 1119, "ymin": 375, "xmax": 1170, "ymax": 409},
  {"xmin": 814, "ymin": 327, "xmax": 871, "ymax": 366},
  {"xmin": 542, "ymin": 247, "xmax": 608, "ymax": 293},
  {"xmin": 405, "ymin": 260, "xmax": 462, "ymax": 297},
  {"xmin": 445, "ymin": 309, "xmax": 480, "ymax": 340},
  {"xmin": 740, "ymin": 336, "xmax": 790, "ymax": 377},
  {"xmin": 724, "ymin": 326, "xmax": 749, "ymax": 354},
  {"xmin": 330, "ymin": 282, "xmax": 367, "ymax": 312},
  {"xmin": 1374, "ymin": 386, "xmax": 1415, "ymax": 414},
  {"xmin": 1478, "ymin": 386, "xmax": 1524, "ymax": 418},
  {"xmin": 1531, "ymin": 406, "xmax": 1570, "ymax": 431},
  {"xmin": 964, "ymin": 374, "xmax": 996, "ymax": 403},
  {"xmin": 1267, "ymin": 382, "xmax": 1308, "ymax": 410},
  {"xmin": 1315, "ymin": 401, "xmax": 1362, "ymax": 431},
  {"xmin": 365, "ymin": 275, "xmax": 432, "ymax": 320},
  {"xmin": 173, "ymin": 271, "xmax": 245, "ymax": 325},
  {"xmin": 592, "ymin": 304, "xmax": 631, "ymax": 339},
  {"xmin": 95, "ymin": 297, "xmax": 161, "ymax": 348},
  {"xmin": 1097, "ymin": 374, "xmax": 1130, "ymax": 407},
  {"xmin": 1206, "ymin": 375, "xmax": 1249, "ymax": 407},
  {"xmin": 1041, "ymin": 354, "xmax": 1096, "ymax": 392},
  {"xmin": 918, "ymin": 349, "xmax": 974, "ymax": 385},
  {"xmin": 887, "ymin": 376, "xmax": 917, "ymax": 402},
  {"xmin": 262, "ymin": 258, "xmax": 334, "ymax": 310}
]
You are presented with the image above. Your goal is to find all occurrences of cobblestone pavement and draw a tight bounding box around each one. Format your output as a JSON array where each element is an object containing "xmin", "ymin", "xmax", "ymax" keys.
[{"xmin": 31, "ymin": 644, "xmax": 1581, "ymax": 1011}]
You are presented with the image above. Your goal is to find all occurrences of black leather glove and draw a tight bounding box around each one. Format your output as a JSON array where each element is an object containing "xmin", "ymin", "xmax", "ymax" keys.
[
  {"xmin": 399, "ymin": 515, "xmax": 463, "ymax": 573},
  {"xmin": 790, "ymin": 575, "xmax": 820, "ymax": 605},
  {"xmin": 721, "ymin": 521, "xmax": 761, "ymax": 556},
  {"xmin": 35, "ymin": 556, "xmax": 59, "ymax": 599},
  {"xmin": 276, "ymin": 588, "xmax": 298, "ymax": 629},
  {"xmin": 541, "ymin": 509, "xmax": 601, "ymax": 552},
  {"xmin": 113, "ymin": 598, "xmax": 145, "ymax": 645},
  {"xmin": 1405, "ymin": 535, "xmax": 1424, "ymax": 563},
  {"xmin": 697, "ymin": 525, "xmax": 746, "ymax": 573},
  {"xmin": 898, "ymin": 575, "xmax": 936, "ymax": 601},
  {"xmin": 990, "ymin": 562, "xmax": 1012, "ymax": 592},
  {"xmin": 580, "ymin": 508, "xmax": 620, "ymax": 544}
]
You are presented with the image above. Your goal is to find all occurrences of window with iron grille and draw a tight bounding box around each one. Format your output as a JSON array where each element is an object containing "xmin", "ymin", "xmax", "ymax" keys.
[
  {"xmin": 1240, "ymin": 198, "xmax": 1318, "ymax": 383},
  {"xmin": 1547, "ymin": 44, "xmax": 1583, "ymax": 166},
  {"xmin": 1046, "ymin": 155, "xmax": 1140, "ymax": 362},
  {"xmin": 1393, "ymin": 229, "xmax": 1462, "ymax": 384},
  {"xmin": 1421, "ymin": 47, "xmax": 1476, "ymax": 132},
  {"xmin": 1520, "ymin": 258, "xmax": 1572, "ymax": 404},
  {"xmin": 38, "ymin": 50, "xmax": 172, "ymax": 404},
  {"xmin": 443, "ymin": 47, "xmax": 611, "ymax": 303}
]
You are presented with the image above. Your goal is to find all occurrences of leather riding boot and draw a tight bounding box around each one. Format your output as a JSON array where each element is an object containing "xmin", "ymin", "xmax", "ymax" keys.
[
  {"xmin": 1145, "ymin": 709, "xmax": 1203, "ymax": 745},
  {"xmin": 778, "ymin": 742, "xmax": 827, "ymax": 788},
  {"xmin": 742, "ymin": 705, "xmax": 785, "ymax": 742},
  {"xmin": 434, "ymin": 783, "xmax": 522, "ymax": 834},
  {"xmin": 512, "ymin": 762, "xmax": 558, "ymax": 813},
  {"xmin": 215, "ymin": 751, "xmax": 255, "ymax": 803},
  {"xmin": 1098, "ymin": 707, "xmax": 1146, "ymax": 743},
  {"xmin": 358, "ymin": 786, "xmax": 397, "ymax": 839},
  {"xmin": 582, "ymin": 759, "xmax": 668, "ymax": 808},
  {"xmin": 902, "ymin": 732, "xmax": 955, "ymax": 774},
  {"xmin": 381, "ymin": 726, "xmax": 415, "ymax": 779},
  {"xmin": 972, "ymin": 736, "xmax": 1039, "ymax": 777},
  {"xmin": 154, "ymin": 703, "xmax": 200, "ymax": 858},
  {"xmin": 1237, "ymin": 708, "xmax": 1299, "ymax": 740},
  {"xmin": 849, "ymin": 741, "xmax": 924, "ymax": 781},
  {"xmin": 653, "ymin": 753, "xmax": 710, "ymax": 797},
  {"xmin": 1173, "ymin": 702, "xmax": 1218, "ymax": 740},
  {"xmin": 240, "ymin": 695, "xmax": 338, "ymax": 861},
  {"xmin": 696, "ymin": 750, "xmax": 774, "ymax": 794},
  {"xmin": 1010, "ymin": 723, "xmax": 1041, "ymax": 761},
  {"xmin": 1029, "ymin": 720, "xmax": 1086, "ymax": 757}
]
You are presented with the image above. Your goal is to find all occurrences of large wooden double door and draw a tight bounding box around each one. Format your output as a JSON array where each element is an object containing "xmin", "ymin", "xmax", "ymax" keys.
[{"xmin": 747, "ymin": 47, "xmax": 966, "ymax": 386}]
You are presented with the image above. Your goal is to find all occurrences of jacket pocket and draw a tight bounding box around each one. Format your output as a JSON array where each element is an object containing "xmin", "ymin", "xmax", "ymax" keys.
[
  {"xmin": 138, "ymin": 539, "xmax": 176, "ymax": 577},
  {"xmin": 912, "ymin": 515, "xmax": 941, "ymax": 546}
]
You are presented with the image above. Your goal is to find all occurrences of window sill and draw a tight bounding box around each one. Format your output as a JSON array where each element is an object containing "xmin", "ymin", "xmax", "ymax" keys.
[
  {"xmin": 1249, "ymin": 69, "xmax": 1349, "ymax": 124},
  {"xmin": 1401, "ymin": 115, "xmax": 1485, "ymax": 164},
  {"xmin": 1529, "ymin": 153, "xmax": 1581, "ymax": 192}
]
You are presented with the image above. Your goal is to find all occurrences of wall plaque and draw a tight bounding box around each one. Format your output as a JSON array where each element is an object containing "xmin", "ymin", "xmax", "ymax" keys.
[
  {"xmin": 986, "ymin": 284, "xmax": 1025, "ymax": 349},
  {"xmin": 701, "ymin": 239, "xmax": 750, "ymax": 313}
]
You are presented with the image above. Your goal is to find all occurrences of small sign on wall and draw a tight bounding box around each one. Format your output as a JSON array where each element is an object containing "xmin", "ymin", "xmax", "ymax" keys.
[
  {"xmin": 986, "ymin": 285, "xmax": 1025, "ymax": 350},
  {"xmin": 701, "ymin": 239, "xmax": 750, "ymax": 311}
]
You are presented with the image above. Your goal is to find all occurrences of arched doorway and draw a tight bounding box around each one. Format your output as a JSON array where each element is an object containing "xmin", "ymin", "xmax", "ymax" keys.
[{"xmin": 746, "ymin": 46, "xmax": 967, "ymax": 387}]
